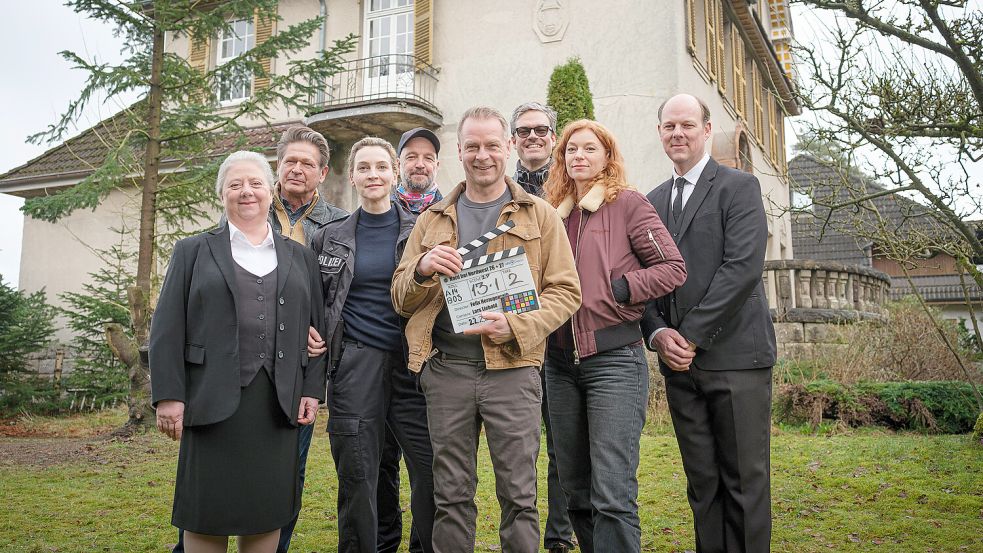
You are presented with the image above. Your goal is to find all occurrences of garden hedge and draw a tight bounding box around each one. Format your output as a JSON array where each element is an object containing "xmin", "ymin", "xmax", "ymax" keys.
[{"xmin": 774, "ymin": 380, "xmax": 980, "ymax": 433}]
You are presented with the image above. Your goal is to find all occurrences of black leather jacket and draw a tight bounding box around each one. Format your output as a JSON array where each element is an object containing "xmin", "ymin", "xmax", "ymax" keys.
[{"xmin": 309, "ymin": 204, "xmax": 416, "ymax": 371}]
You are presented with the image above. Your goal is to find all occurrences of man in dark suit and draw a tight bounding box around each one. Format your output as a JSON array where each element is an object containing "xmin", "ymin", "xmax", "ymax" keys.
[{"xmin": 642, "ymin": 94, "xmax": 777, "ymax": 553}]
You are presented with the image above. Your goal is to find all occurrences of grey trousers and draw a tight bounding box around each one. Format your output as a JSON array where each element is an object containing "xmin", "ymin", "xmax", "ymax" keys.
[{"xmin": 420, "ymin": 353, "xmax": 543, "ymax": 553}]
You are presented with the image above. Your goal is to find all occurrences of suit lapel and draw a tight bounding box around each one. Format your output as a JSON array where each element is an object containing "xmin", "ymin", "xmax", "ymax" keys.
[
  {"xmin": 676, "ymin": 158, "xmax": 718, "ymax": 241},
  {"xmin": 204, "ymin": 225, "xmax": 239, "ymax": 309},
  {"xmin": 275, "ymin": 234, "xmax": 293, "ymax": 296},
  {"xmin": 651, "ymin": 178, "xmax": 672, "ymax": 228}
]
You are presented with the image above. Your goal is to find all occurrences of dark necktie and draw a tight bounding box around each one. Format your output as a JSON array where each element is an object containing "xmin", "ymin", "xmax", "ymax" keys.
[{"xmin": 671, "ymin": 177, "xmax": 687, "ymax": 229}]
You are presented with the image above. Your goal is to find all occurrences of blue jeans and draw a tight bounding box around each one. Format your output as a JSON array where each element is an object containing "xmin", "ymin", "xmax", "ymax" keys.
[
  {"xmin": 172, "ymin": 422, "xmax": 314, "ymax": 553},
  {"xmin": 545, "ymin": 344, "xmax": 649, "ymax": 553}
]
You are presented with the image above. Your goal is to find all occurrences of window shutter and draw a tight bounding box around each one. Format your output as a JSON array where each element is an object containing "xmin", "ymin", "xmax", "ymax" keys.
[
  {"xmin": 253, "ymin": 9, "xmax": 276, "ymax": 92},
  {"xmin": 686, "ymin": 0, "xmax": 696, "ymax": 54},
  {"xmin": 415, "ymin": 0, "xmax": 433, "ymax": 68},
  {"xmin": 716, "ymin": 4, "xmax": 726, "ymax": 94},
  {"xmin": 770, "ymin": 99, "xmax": 780, "ymax": 166},
  {"xmin": 705, "ymin": 0, "xmax": 717, "ymax": 80},
  {"xmin": 189, "ymin": 35, "xmax": 209, "ymax": 74},
  {"xmin": 733, "ymin": 27, "xmax": 745, "ymax": 118},
  {"xmin": 753, "ymin": 66, "xmax": 764, "ymax": 141},
  {"xmin": 776, "ymin": 102, "xmax": 786, "ymax": 170}
]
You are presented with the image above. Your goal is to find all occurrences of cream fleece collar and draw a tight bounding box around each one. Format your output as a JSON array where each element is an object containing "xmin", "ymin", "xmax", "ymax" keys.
[{"xmin": 556, "ymin": 183, "xmax": 607, "ymax": 218}]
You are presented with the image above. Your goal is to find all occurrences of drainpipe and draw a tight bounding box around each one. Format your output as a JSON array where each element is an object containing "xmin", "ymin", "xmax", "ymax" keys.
[{"xmin": 316, "ymin": 0, "xmax": 328, "ymax": 105}]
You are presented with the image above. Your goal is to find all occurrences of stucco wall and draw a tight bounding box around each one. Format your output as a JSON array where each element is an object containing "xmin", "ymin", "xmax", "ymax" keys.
[{"xmin": 19, "ymin": 188, "xmax": 141, "ymax": 343}]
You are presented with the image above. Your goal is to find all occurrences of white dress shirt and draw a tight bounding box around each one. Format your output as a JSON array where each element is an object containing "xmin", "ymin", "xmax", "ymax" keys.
[
  {"xmin": 650, "ymin": 153, "xmax": 711, "ymax": 347},
  {"xmin": 228, "ymin": 221, "xmax": 278, "ymax": 277},
  {"xmin": 669, "ymin": 152, "xmax": 711, "ymax": 211}
]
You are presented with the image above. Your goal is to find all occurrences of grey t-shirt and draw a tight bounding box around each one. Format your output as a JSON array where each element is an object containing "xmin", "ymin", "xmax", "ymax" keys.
[{"xmin": 432, "ymin": 187, "xmax": 513, "ymax": 360}]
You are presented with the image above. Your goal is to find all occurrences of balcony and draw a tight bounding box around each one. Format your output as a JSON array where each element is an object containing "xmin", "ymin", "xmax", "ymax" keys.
[{"xmin": 305, "ymin": 55, "xmax": 442, "ymax": 143}]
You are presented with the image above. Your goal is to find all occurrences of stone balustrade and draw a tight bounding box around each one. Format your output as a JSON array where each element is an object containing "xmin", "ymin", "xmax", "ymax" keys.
[{"xmin": 763, "ymin": 260, "xmax": 891, "ymax": 323}]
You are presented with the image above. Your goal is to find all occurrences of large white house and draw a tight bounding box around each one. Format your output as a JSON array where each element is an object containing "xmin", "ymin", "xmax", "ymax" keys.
[{"xmin": 0, "ymin": 0, "xmax": 799, "ymax": 356}]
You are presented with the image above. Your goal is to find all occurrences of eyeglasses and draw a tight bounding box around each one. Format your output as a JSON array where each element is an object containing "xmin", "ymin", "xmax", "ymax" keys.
[{"xmin": 514, "ymin": 125, "xmax": 552, "ymax": 139}]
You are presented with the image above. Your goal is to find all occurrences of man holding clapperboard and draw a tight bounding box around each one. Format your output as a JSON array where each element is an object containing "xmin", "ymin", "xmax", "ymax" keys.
[{"xmin": 391, "ymin": 106, "xmax": 582, "ymax": 553}]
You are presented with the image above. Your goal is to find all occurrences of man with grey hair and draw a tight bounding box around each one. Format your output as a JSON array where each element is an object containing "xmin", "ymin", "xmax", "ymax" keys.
[
  {"xmin": 510, "ymin": 102, "xmax": 557, "ymax": 197},
  {"xmin": 392, "ymin": 106, "xmax": 581, "ymax": 553},
  {"xmin": 509, "ymin": 101, "xmax": 573, "ymax": 553},
  {"xmin": 173, "ymin": 126, "xmax": 346, "ymax": 553},
  {"xmin": 271, "ymin": 125, "xmax": 348, "ymax": 241},
  {"xmin": 272, "ymin": 125, "xmax": 348, "ymax": 553}
]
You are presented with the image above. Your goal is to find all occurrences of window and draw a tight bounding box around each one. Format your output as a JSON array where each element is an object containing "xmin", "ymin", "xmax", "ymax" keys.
[
  {"xmin": 774, "ymin": 98, "xmax": 786, "ymax": 170},
  {"xmin": 365, "ymin": 0, "xmax": 414, "ymax": 96},
  {"xmin": 716, "ymin": 3, "xmax": 727, "ymax": 95},
  {"xmin": 217, "ymin": 19, "xmax": 255, "ymax": 104},
  {"xmin": 752, "ymin": 66, "xmax": 764, "ymax": 142}
]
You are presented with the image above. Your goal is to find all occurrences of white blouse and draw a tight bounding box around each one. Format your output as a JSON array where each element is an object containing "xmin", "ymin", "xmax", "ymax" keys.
[{"xmin": 228, "ymin": 221, "xmax": 278, "ymax": 276}]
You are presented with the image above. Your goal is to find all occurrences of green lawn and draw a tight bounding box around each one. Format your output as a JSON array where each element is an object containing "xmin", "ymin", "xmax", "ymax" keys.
[{"xmin": 1, "ymin": 412, "xmax": 980, "ymax": 552}]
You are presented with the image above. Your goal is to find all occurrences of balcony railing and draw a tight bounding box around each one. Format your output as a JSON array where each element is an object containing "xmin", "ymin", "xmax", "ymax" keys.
[
  {"xmin": 312, "ymin": 54, "xmax": 439, "ymax": 111},
  {"xmin": 764, "ymin": 260, "xmax": 891, "ymax": 322}
]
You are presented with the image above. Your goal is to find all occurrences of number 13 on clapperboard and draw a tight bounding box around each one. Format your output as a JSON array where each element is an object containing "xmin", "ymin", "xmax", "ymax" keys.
[{"xmin": 439, "ymin": 221, "xmax": 541, "ymax": 333}]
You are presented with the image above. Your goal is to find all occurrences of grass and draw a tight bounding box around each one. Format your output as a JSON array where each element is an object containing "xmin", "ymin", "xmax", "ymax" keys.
[{"xmin": 1, "ymin": 408, "xmax": 981, "ymax": 552}]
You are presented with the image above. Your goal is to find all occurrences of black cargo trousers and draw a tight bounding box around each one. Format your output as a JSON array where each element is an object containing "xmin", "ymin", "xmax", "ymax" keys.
[{"xmin": 327, "ymin": 339, "xmax": 436, "ymax": 553}]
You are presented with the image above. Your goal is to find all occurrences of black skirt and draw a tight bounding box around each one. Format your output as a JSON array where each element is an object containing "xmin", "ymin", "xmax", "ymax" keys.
[{"xmin": 172, "ymin": 369, "xmax": 300, "ymax": 536}]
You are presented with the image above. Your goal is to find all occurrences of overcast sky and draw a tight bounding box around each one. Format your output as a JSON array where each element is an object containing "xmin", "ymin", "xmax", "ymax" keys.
[{"xmin": 0, "ymin": 1, "xmax": 135, "ymax": 287}]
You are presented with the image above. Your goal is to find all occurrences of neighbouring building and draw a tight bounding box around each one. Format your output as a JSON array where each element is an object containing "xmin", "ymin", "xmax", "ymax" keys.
[
  {"xmin": 787, "ymin": 153, "xmax": 983, "ymax": 335},
  {"xmin": 0, "ymin": 0, "xmax": 799, "ymax": 367}
]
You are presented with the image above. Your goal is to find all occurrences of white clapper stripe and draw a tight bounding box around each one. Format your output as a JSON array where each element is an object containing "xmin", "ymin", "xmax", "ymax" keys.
[
  {"xmin": 456, "ymin": 220, "xmax": 516, "ymax": 257},
  {"xmin": 461, "ymin": 246, "xmax": 526, "ymax": 270}
]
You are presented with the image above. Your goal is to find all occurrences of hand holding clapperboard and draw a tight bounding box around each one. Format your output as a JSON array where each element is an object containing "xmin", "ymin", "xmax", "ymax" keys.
[{"xmin": 439, "ymin": 220, "xmax": 541, "ymax": 333}]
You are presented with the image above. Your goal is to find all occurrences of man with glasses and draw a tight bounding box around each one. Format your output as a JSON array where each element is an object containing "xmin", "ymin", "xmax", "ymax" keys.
[
  {"xmin": 510, "ymin": 102, "xmax": 557, "ymax": 197},
  {"xmin": 509, "ymin": 102, "xmax": 574, "ymax": 553}
]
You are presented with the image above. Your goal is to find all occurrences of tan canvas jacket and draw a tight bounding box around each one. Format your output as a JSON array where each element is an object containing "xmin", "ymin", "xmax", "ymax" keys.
[{"xmin": 392, "ymin": 177, "xmax": 582, "ymax": 372}]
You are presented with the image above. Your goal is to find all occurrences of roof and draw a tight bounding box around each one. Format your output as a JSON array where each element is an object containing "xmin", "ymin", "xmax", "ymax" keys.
[
  {"xmin": 889, "ymin": 274, "xmax": 983, "ymax": 303},
  {"xmin": 0, "ymin": 103, "xmax": 297, "ymax": 195},
  {"xmin": 789, "ymin": 154, "xmax": 949, "ymax": 263}
]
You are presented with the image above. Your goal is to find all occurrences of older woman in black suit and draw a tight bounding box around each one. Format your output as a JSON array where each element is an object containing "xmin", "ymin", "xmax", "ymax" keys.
[{"xmin": 150, "ymin": 151, "xmax": 326, "ymax": 553}]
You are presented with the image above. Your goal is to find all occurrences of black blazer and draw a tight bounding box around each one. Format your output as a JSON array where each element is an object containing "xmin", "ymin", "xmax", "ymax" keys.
[
  {"xmin": 641, "ymin": 157, "xmax": 776, "ymax": 374},
  {"xmin": 149, "ymin": 224, "xmax": 326, "ymax": 427}
]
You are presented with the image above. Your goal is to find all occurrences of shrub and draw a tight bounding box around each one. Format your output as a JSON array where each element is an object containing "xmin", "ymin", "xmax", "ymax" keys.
[
  {"xmin": 0, "ymin": 375, "xmax": 72, "ymax": 417},
  {"xmin": 546, "ymin": 57, "xmax": 595, "ymax": 133},
  {"xmin": 59, "ymin": 236, "xmax": 134, "ymax": 408},
  {"xmin": 0, "ymin": 280, "xmax": 57, "ymax": 377},
  {"xmin": 836, "ymin": 298, "xmax": 978, "ymax": 382},
  {"xmin": 774, "ymin": 380, "xmax": 979, "ymax": 433}
]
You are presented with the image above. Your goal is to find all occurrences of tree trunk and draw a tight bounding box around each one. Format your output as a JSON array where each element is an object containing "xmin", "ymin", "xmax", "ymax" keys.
[
  {"xmin": 125, "ymin": 19, "xmax": 165, "ymax": 430},
  {"xmin": 106, "ymin": 322, "xmax": 147, "ymax": 436}
]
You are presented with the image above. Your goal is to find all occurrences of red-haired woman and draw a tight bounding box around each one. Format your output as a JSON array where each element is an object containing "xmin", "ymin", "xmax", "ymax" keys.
[{"xmin": 543, "ymin": 119, "xmax": 686, "ymax": 553}]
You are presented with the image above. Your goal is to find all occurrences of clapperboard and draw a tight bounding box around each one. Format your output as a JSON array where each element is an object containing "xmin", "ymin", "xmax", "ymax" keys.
[{"xmin": 439, "ymin": 220, "xmax": 541, "ymax": 333}]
